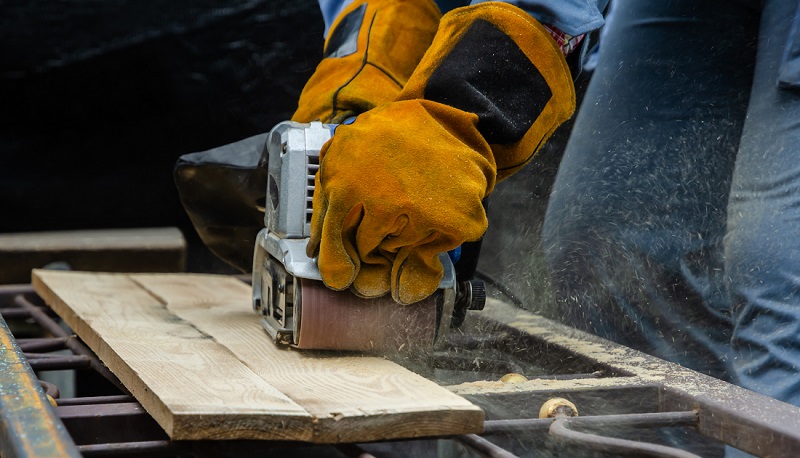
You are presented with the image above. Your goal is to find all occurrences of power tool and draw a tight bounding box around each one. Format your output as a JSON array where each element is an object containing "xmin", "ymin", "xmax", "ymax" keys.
[{"xmin": 251, "ymin": 121, "xmax": 485, "ymax": 352}]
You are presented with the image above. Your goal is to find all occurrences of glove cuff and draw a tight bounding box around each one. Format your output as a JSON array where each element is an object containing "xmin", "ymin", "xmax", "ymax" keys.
[
  {"xmin": 397, "ymin": 2, "xmax": 576, "ymax": 183},
  {"xmin": 293, "ymin": 0, "xmax": 441, "ymax": 124}
]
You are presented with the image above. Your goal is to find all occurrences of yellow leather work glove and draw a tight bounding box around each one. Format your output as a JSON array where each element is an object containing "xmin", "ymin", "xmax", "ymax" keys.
[
  {"xmin": 307, "ymin": 2, "xmax": 576, "ymax": 304},
  {"xmin": 292, "ymin": 0, "xmax": 441, "ymax": 123}
]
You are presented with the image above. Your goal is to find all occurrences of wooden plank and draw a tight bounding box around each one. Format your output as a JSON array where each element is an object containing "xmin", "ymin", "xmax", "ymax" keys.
[
  {"xmin": 0, "ymin": 228, "xmax": 185, "ymax": 252},
  {"xmin": 32, "ymin": 270, "xmax": 483, "ymax": 443},
  {"xmin": 32, "ymin": 270, "xmax": 312, "ymax": 441},
  {"xmin": 0, "ymin": 228, "xmax": 186, "ymax": 283}
]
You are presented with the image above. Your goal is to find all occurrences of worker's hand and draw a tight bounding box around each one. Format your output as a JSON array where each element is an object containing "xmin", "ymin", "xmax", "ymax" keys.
[
  {"xmin": 307, "ymin": 2, "xmax": 576, "ymax": 304},
  {"xmin": 307, "ymin": 103, "xmax": 493, "ymax": 304},
  {"xmin": 292, "ymin": 0, "xmax": 441, "ymax": 124}
]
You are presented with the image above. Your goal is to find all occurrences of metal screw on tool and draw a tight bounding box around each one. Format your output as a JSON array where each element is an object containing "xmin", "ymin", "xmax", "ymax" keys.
[{"xmin": 451, "ymin": 280, "xmax": 487, "ymax": 328}]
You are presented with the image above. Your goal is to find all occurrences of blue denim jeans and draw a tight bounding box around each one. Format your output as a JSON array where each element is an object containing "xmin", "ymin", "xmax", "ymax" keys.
[
  {"xmin": 317, "ymin": 0, "xmax": 606, "ymax": 36},
  {"xmin": 543, "ymin": 0, "xmax": 800, "ymax": 409}
]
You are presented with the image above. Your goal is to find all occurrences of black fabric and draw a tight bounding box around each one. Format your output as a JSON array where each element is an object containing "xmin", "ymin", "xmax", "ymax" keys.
[
  {"xmin": 0, "ymin": 0, "xmax": 322, "ymax": 260},
  {"xmin": 425, "ymin": 19, "xmax": 551, "ymax": 144},
  {"xmin": 174, "ymin": 133, "xmax": 269, "ymax": 272},
  {"xmin": 324, "ymin": 3, "xmax": 366, "ymax": 58}
]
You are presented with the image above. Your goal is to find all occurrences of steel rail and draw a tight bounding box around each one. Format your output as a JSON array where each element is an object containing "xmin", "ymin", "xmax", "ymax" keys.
[
  {"xmin": 39, "ymin": 380, "xmax": 60, "ymax": 399},
  {"xmin": 480, "ymin": 412, "xmax": 700, "ymax": 457},
  {"xmin": 78, "ymin": 440, "xmax": 182, "ymax": 456},
  {"xmin": 0, "ymin": 308, "xmax": 35, "ymax": 318},
  {"xmin": 0, "ymin": 284, "xmax": 36, "ymax": 296},
  {"xmin": 2, "ymin": 281, "xmax": 762, "ymax": 458},
  {"xmin": 9, "ymin": 287, "xmax": 528, "ymax": 458},
  {"xmin": 482, "ymin": 411, "xmax": 698, "ymax": 434},
  {"xmin": 17, "ymin": 337, "xmax": 70, "ymax": 353},
  {"xmin": 26, "ymin": 354, "xmax": 93, "ymax": 371},
  {"xmin": 56, "ymin": 395, "xmax": 135, "ymax": 406},
  {"xmin": 0, "ymin": 312, "xmax": 81, "ymax": 457},
  {"xmin": 454, "ymin": 434, "xmax": 520, "ymax": 458},
  {"xmin": 549, "ymin": 417, "xmax": 701, "ymax": 458}
]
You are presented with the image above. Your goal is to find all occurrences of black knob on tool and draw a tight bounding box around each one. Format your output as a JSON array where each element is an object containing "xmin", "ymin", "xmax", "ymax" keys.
[
  {"xmin": 467, "ymin": 280, "xmax": 486, "ymax": 311},
  {"xmin": 451, "ymin": 279, "xmax": 486, "ymax": 328}
]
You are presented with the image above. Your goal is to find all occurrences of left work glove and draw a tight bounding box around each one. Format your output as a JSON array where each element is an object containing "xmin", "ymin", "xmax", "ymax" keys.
[
  {"xmin": 292, "ymin": 0, "xmax": 441, "ymax": 123},
  {"xmin": 307, "ymin": 2, "xmax": 576, "ymax": 304}
]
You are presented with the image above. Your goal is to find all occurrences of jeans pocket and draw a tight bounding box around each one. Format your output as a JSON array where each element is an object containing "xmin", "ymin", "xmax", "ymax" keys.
[{"xmin": 778, "ymin": 1, "xmax": 800, "ymax": 90}]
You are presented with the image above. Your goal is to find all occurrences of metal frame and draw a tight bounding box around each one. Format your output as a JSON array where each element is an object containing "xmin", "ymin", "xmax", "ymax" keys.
[
  {"xmin": 3, "ymin": 283, "xmax": 800, "ymax": 457},
  {"xmin": 449, "ymin": 299, "xmax": 800, "ymax": 457},
  {"xmin": 0, "ymin": 286, "xmax": 81, "ymax": 458}
]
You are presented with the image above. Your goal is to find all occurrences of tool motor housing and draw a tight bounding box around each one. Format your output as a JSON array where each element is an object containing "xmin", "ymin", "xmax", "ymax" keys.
[{"xmin": 252, "ymin": 121, "xmax": 480, "ymax": 350}]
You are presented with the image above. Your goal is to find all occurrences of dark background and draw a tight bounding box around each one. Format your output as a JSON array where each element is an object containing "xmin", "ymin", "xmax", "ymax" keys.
[
  {"xmin": 1, "ymin": 0, "xmax": 325, "ymax": 270},
  {"xmin": 1, "ymin": 1, "xmax": 583, "ymax": 310}
]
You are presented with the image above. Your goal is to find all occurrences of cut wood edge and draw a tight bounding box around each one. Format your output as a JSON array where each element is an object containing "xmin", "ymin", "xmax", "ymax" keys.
[{"xmin": 308, "ymin": 408, "xmax": 484, "ymax": 443}]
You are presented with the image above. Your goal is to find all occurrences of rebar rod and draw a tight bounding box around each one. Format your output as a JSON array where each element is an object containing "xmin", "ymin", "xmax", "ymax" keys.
[
  {"xmin": 549, "ymin": 417, "xmax": 701, "ymax": 458},
  {"xmin": 454, "ymin": 434, "xmax": 520, "ymax": 458}
]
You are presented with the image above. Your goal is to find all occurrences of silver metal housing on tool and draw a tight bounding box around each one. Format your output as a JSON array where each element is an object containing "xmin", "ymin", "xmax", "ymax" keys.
[{"xmin": 252, "ymin": 121, "xmax": 457, "ymax": 349}]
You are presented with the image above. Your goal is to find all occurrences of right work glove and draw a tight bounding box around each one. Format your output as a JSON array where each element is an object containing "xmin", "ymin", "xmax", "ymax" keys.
[
  {"xmin": 306, "ymin": 2, "xmax": 576, "ymax": 305},
  {"xmin": 292, "ymin": 0, "xmax": 441, "ymax": 123}
]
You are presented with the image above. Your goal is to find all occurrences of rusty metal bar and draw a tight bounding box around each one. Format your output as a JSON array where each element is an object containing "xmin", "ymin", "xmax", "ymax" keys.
[
  {"xmin": 26, "ymin": 354, "xmax": 92, "ymax": 371},
  {"xmin": 39, "ymin": 380, "xmax": 60, "ymax": 399},
  {"xmin": 661, "ymin": 387, "xmax": 800, "ymax": 457},
  {"xmin": 0, "ymin": 308, "xmax": 33, "ymax": 318},
  {"xmin": 56, "ymin": 395, "xmax": 134, "ymax": 406},
  {"xmin": 17, "ymin": 337, "xmax": 69, "ymax": 353},
  {"xmin": 55, "ymin": 402, "xmax": 169, "ymax": 446},
  {"xmin": 482, "ymin": 411, "xmax": 698, "ymax": 435},
  {"xmin": 6, "ymin": 278, "xmax": 799, "ymax": 457},
  {"xmin": 0, "ymin": 312, "xmax": 81, "ymax": 457},
  {"xmin": 454, "ymin": 434, "xmax": 520, "ymax": 458},
  {"xmin": 78, "ymin": 440, "xmax": 182, "ymax": 456},
  {"xmin": 478, "ymin": 412, "xmax": 701, "ymax": 457},
  {"xmin": 9, "ymin": 280, "xmax": 504, "ymax": 458},
  {"xmin": 56, "ymin": 402, "xmax": 148, "ymax": 419},
  {"xmin": 0, "ymin": 284, "xmax": 36, "ymax": 296},
  {"xmin": 549, "ymin": 417, "xmax": 701, "ymax": 458},
  {"xmin": 14, "ymin": 295, "xmax": 72, "ymax": 337}
]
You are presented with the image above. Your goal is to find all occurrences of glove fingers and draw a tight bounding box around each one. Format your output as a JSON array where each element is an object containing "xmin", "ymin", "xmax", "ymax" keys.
[
  {"xmin": 351, "ymin": 259, "xmax": 392, "ymax": 298},
  {"xmin": 350, "ymin": 213, "xmax": 408, "ymax": 298},
  {"xmin": 391, "ymin": 232, "xmax": 446, "ymax": 305},
  {"xmin": 316, "ymin": 202, "xmax": 364, "ymax": 291}
]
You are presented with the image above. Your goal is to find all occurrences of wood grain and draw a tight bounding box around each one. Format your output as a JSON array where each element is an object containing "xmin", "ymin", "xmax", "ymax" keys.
[{"xmin": 32, "ymin": 270, "xmax": 483, "ymax": 442}]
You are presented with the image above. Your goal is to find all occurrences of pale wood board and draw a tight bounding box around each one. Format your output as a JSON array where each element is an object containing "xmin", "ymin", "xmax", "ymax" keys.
[
  {"xmin": 32, "ymin": 270, "xmax": 483, "ymax": 442},
  {"xmin": 0, "ymin": 228, "xmax": 186, "ymax": 283},
  {"xmin": 0, "ymin": 228, "xmax": 185, "ymax": 252}
]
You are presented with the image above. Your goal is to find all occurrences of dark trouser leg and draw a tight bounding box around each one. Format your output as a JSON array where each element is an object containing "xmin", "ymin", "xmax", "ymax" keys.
[
  {"xmin": 725, "ymin": 0, "xmax": 800, "ymax": 407},
  {"xmin": 542, "ymin": 0, "xmax": 759, "ymax": 380}
]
